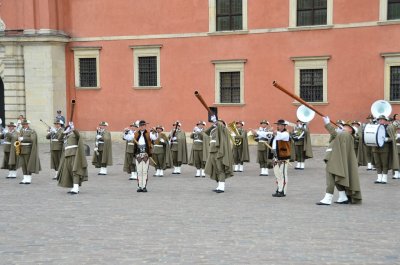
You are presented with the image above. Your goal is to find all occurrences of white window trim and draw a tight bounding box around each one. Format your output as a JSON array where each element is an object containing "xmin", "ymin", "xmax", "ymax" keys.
[
  {"xmin": 212, "ymin": 59, "xmax": 246, "ymax": 105},
  {"xmin": 209, "ymin": 0, "xmax": 248, "ymax": 34},
  {"xmin": 72, "ymin": 47, "xmax": 101, "ymax": 89},
  {"xmin": 291, "ymin": 56, "xmax": 330, "ymax": 104},
  {"xmin": 382, "ymin": 52, "xmax": 400, "ymax": 103},
  {"xmin": 130, "ymin": 45, "xmax": 162, "ymax": 89},
  {"xmin": 289, "ymin": 0, "xmax": 333, "ymax": 29},
  {"xmin": 379, "ymin": 0, "xmax": 400, "ymax": 24}
]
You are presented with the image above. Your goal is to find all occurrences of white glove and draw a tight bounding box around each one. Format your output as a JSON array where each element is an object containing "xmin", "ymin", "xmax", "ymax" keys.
[
  {"xmin": 211, "ymin": 115, "xmax": 217, "ymax": 123},
  {"xmin": 18, "ymin": 137, "xmax": 23, "ymax": 141},
  {"xmin": 69, "ymin": 121, "xmax": 74, "ymax": 130},
  {"xmin": 385, "ymin": 137, "xmax": 389, "ymax": 142},
  {"xmin": 231, "ymin": 133, "xmax": 236, "ymax": 137},
  {"xmin": 323, "ymin": 116, "xmax": 330, "ymax": 125},
  {"xmin": 96, "ymin": 135, "xmax": 102, "ymax": 139},
  {"xmin": 94, "ymin": 147, "xmax": 98, "ymax": 152},
  {"xmin": 160, "ymin": 138, "xmax": 165, "ymax": 143},
  {"xmin": 150, "ymin": 132, "xmax": 158, "ymax": 141},
  {"xmin": 63, "ymin": 127, "xmax": 71, "ymax": 134},
  {"xmin": 51, "ymin": 127, "xmax": 57, "ymax": 133},
  {"xmin": 335, "ymin": 127, "xmax": 343, "ymax": 133},
  {"xmin": 172, "ymin": 137, "xmax": 177, "ymax": 141}
]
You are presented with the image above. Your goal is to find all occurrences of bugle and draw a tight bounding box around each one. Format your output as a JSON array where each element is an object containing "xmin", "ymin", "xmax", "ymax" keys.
[{"xmin": 272, "ymin": 81, "xmax": 337, "ymax": 126}]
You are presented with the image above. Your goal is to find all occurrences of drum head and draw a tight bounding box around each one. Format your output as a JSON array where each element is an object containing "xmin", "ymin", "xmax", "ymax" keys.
[{"xmin": 375, "ymin": 124, "xmax": 386, "ymax": 148}]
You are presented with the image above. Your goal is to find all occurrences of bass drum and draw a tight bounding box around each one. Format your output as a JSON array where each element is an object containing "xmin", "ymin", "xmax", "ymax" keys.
[{"xmin": 363, "ymin": 124, "xmax": 386, "ymax": 147}]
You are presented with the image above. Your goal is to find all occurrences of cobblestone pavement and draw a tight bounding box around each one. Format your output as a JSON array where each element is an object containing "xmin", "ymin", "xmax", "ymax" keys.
[{"xmin": 0, "ymin": 143, "xmax": 399, "ymax": 265}]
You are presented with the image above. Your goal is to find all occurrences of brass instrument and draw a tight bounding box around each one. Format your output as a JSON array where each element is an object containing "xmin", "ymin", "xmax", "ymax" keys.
[
  {"xmin": 14, "ymin": 130, "xmax": 22, "ymax": 156},
  {"xmin": 227, "ymin": 121, "xmax": 242, "ymax": 146}
]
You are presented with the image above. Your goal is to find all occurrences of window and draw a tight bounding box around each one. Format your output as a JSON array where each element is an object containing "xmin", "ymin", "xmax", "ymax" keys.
[
  {"xmin": 390, "ymin": 66, "xmax": 400, "ymax": 100},
  {"xmin": 382, "ymin": 53, "xmax": 400, "ymax": 102},
  {"xmin": 299, "ymin": 69, "xmax": 323, "ymax": 102},
  {"xmin": 297, "ymin": 0, "xmax": 327, "ymax": 26},
  {"xmin": 130, "ymin": 45, "xmax": 162, "ymax": 89},
  {"xmin": 216, "ymin": 0, "xmax": 242, "ymax": 31},
  {"xmin": 72, "ymin": 47, "xmax": 101, "ymax": 89},
  {"xmin": 209, "ymin": 0, "xmax": 248, "ymax": 33},
  {"xmin": 220, "ymin": 72, "xmax": 240, "ymax": 103},
  {"xmin": 212, "ymin": 59, "xmax": 246, "ymax": 104},
  {"xmin": 289, "ymin": 0, "xmax": 332, "ymax": 28},
  {"xmin": 388, "ymin": 0, "xmax": 400, "ymax": 20},
  {"xmin": 291, "ymin": 56, "xmax": 330, "ymax": 104}
]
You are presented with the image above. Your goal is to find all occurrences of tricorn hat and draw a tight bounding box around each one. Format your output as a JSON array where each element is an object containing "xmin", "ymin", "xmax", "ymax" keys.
[
  {"xmin": 196, "ymin": 121, "xmax": 206, "ymax": 126},
  {"xmin": 155, "ymin": 125, "xmax": 164, "ymax": 131},
  {"xmin": 274, "ymin": 119, "xmax": 288, "ymax": 125},
  {"xmin": 260, "ymin": 119, "xmax": 269, "ymax": 125},
  {"xmin": 7, "ymin": 121, "xmax": 16, "ymax": 127},
  {"xmin": 21, "ymin": 119, "xmax": 30, "ymax": 125}
]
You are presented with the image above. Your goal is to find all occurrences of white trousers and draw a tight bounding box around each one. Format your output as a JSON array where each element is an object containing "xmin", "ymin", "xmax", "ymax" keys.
[
  {"xmin": 136, "ymin": 158, "xmax": 149, "ymax": 188},
  {"xmin": 273, "ymin": 160, "xmax": 288, "ymax": 194}
]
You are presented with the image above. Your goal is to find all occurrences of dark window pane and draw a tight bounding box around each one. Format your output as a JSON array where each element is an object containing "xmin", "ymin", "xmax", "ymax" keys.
[
  {"xmin": 300, "ymin": 69, "xmax": 323, "ymax": 102},
  {"xmin": 220, "ymin": 72, "xmax": 241, "ymax": 103},
  {"xmin": 79, "ymin": 58, "xmax": 97, "ymax": 87},
  {"xmin": 390, "ymin": 66, "xmax": 400, "ymax": 101},
  {"xmin": 216, "ymin": 0, "xmax": 243, "ymax": 31},
  {"xmin": 388, "ymin": 0, "xmax": 400, "ymax": 20},
  {"xmin": 138, "ymin": 56, "xmax": 157, "ymax": 86},
  {"xmin": 297, "ymin": 0, "xmax": 327, "ymax": 26}
]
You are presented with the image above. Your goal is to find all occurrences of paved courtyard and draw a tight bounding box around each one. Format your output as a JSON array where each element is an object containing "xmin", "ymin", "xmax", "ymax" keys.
[{"xmin": 0, "ymin": 143, "xmax": 399, "ymax": 265}]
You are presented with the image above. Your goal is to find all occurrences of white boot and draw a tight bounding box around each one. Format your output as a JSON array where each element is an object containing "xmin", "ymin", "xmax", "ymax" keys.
[
  {"xmin": 393, "ymin": 171, "xmax": 399, "ymax": 179},
  {"xmin": 317, "ymin": 193, "xmax": 333, "ymax": 205},
  {"xmin": 129, "ymin": 172, "xmax": 135, "ymax": 180},
  {"xmin": 11, "ymin": 170, "xmax": 17, "ymax": 178},
  {"xmin": 381, "ymin": 174, "xmax": 388, "ymax": 184},
  {"xmin": 295, "ymin": 162, "xmax": 300, "ymax": 169},
  {"xmin": 335, "ymin": 191, "xmax": 349, "ymax": 204},
  {"xmin": 6, "ymin": 171, "xmax": 12, "ymax": 178},
  {"xmin": 300, "ymin": 162, "xmax": 305, "ymax": 169},
  {"xmin": 103, "ymin": 167, "xmax": 108, "ymax": 175},
  {"xmin": 25, "ymin": 175, "xmax": 32, "ymax": 184},
  {"xmin": 201, "ymin": 169, "xmax": 205, "ymax": 177},
  {"xmin": 367, "ymin": 162, "xmax": 372, "ymax": 170},
  {"xmin": 195, "ymin": 169, "xmax": 201, "ymax": 177},
  {"xmin": 375, "ymin": 174, "xmax": 383, "ymax": 183},
  {"xmin": 177, "ymin": 167, "xmax": 181, "ymax": 174},
  {"xmin": 265, "ymin": 168, "xmax": 269, "ymax": 176},
  {"xmin": 98, "ymin": 167, "xmax": 105, "ymax": 175},
  {"xmin": 53, "ymin": 171, "xmax": 58, "ymax": 180},
  {"xmin": 173, "ymin": 167, "xmax": 178, "ymax": 174},
  {"xmin": 239, "ymin": 165, "xmax": 244, "ymax": 172},
  {"xmin": 216, "ymin": 182, "xmax": 225, "ymax": 193},
  {"xmin": 69, "ymin": 184, "xmax": 79, "ymax": 194},
  {"xmin": 155, "ymin": 169, "xmax": 160, "ymax": 176},
  {"xmin": 234, "ymin": 165, "xmax": 239, "ymax": 172},
  {"xmin": 159, "ymin": 169, "xmax": 164, "ymax": 177},
  {"xmin": 19, "ymin": 175, "xmax": 28, "ymax": 184}
]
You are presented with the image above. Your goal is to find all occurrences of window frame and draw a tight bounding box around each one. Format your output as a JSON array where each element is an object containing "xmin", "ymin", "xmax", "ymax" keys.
[
  {"xmin": 72, "ymin": 47, "xmax": 101, "ymax": 90},
  {"xmin": 289, "ymin": 0, "xmax": 333, "ymax": 29},
  {"xmin": 130, "ymin": 44, "xmax": 162, "ymax": 89},
  {"xmin": 380, "ymin": 0, "xmax": 400, "ymax": 22},
  {"xmin": 212, "ymin": 59, "xmax": 246, "ymax": 105},
  {"xmin": 209, "ymin": 0, "xmax": 248, "ymax": 34},
  {"xmin": 382, "ymin": 52, "xmax": 400, "ymax": 103},
  {"xmin": 291, "ymin": 56, "xmax": 330, "ymax": 105}
]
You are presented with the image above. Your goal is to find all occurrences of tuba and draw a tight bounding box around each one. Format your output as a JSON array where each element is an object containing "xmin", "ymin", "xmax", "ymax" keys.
[
  {"xmin": 227, "ymin": 121, "xmax": 242, "ymax": 146},
  {"xmin": 371, "ymin": 100, "xmax": 392, "ymax": 119}
]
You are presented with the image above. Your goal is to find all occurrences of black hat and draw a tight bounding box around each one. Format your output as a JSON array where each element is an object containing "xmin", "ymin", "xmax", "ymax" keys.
[
  {"xmin": 274, "ymin": 119, "xmax": 288, "ymax": 125},
  {"xmin": 57, "ymin": 110, "xmax": 62, "ymax": 114},
  {"xmin": 139, "ymin": 120, "xmax": 148, "ymax": 126}
]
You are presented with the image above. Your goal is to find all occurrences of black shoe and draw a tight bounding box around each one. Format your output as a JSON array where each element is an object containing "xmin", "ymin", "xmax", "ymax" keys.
[
  {"xmin": 374, "ymin": 181, "xmax": 382, "ymax": 184},
  {"xmin": 316, "ymin": 202, "xmax": 330, "ymax": 205},
  {"xmin": 381, "ymin": 182, "xmax": 387, "ymax": 184},
  {"xmin": 137, "ymin": 188, "xmax": 143, "ymax": 192},
  {"xmin": 19, "ymin": 182, "xmax": 31, "ymax": 184},
  {"xmin": 159, "ymin": 175, "xmax": 163, "ymax": 177},
  {"xmin": 195, "ymin": 175, "xmax": 200, "ymax": 178},
  {"xmin": 142, "ymin": 188, "xmax": 148, "ymax": 192},
  {"xmin": 67, "ymin": 190, "xmax": 79, "ymax": 194},
  {"xmin": 272, "ymin": 191, "xmax": 285, "ymax": 197},
  {"xmin": 215, "ymin": 189, "xmax": 224, "ymax": 193},
  {"xmin": 295, "ymin": 167, "xmax": 300, "ymax": 170},
  {"xmin": 366, "ymin": 168, "xmax": 372, "ymax": 171},
  {"xmin": 334, "ymin": 200, "xmax": 349, "ymax": 204}
]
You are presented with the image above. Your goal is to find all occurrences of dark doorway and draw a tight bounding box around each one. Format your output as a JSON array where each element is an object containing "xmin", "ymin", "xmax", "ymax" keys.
[{"xmin": 0, "ymin": 78, "xmax": 4, "ymax": 125}]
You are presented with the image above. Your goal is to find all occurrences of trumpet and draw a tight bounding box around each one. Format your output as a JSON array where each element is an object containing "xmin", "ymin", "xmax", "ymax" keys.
[{"xmin": 14, "ymin": 130, "xmax": 22, "ymax": 156}]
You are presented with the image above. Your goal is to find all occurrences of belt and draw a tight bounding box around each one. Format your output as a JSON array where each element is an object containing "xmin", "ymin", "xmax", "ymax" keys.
[
  {"xmin": 98, "ymin": 141, "xmax": 104, "ymax": 144},
  {"xmin": 127, "ymin": 143, "xmax": 135, "ymax": 145},
  {"xmin": 171, "ymin": 142, "xmax": 178, "ymax": 144},
  {"xmin": 65, "ymin": 145, "xmax": 78, "ymax": 150},
  {"xmin": 210, "ymin": 140, "xmax": 216, "ymax": 143},
  {"xmin": 20, "ymin": 143, "xmax": 32, "ymax": 146},
  {"xmin": 3, "ymin": 141, "xmax": 11, "ymax": 144},
  {"xmin": 154, "ymin": 144, "xmax": 163, "ymax": 147},
  {"xmin": 194, "ymin": 140, "xmax": 203, "ymax": 143},
  {"xmin": 51, "ymin": 139, "xmax": 59, "ymax": 142}
]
